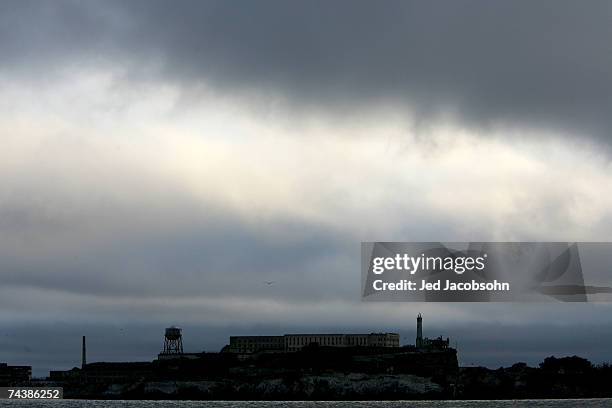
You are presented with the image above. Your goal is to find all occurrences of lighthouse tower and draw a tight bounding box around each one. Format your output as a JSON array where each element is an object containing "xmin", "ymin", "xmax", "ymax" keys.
[{"xmin": 416, "ymin": 313, "xmax": 423, "ymax": 348}]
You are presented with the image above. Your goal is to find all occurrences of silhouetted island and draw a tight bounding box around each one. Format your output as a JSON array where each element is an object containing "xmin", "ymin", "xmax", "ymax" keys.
[
  {"xmin": 42, "ymin": 351, "xmax": 612, "ymax": 400},
  {"xmin": 3, "ymin": 315, "xmax": 610, "ymax": 400}
]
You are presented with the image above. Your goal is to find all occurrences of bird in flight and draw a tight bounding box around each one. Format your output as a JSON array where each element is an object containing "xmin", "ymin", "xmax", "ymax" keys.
[{"xmin": 264, "ymin": 281, "xmax": 275, "ymax": 285}]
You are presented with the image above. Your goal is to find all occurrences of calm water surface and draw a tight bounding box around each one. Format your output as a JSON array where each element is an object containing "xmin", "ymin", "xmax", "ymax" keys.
[{"xmin": 1, "ymin": 400, "xmax": 612, "ymax": 407}]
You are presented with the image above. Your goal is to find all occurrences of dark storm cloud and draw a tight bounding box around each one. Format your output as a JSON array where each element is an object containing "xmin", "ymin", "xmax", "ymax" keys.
[{"xmin": 2, "ymin": 0, "xmax": 612, "ymax": 138}]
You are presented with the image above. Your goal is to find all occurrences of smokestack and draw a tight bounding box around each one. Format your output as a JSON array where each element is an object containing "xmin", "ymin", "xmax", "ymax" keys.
[{"xmin": 82, "ymin": 336, "xmax": 86, "ymax": 369}]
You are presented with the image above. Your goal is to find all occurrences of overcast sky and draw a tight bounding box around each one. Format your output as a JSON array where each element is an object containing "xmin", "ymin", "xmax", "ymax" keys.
[{"xmin": 1, "ymin": 0, "xmax": 612, "ymax": 377}]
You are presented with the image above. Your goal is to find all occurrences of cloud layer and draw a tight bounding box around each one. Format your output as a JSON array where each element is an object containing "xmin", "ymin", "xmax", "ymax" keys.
[{"xmin": 2, "ymin": 1, "xmax": 612, "ymax": 139}]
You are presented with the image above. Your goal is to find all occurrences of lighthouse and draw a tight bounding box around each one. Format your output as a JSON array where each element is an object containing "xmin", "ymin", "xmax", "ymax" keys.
[{"xmin": 416, "ymin": 313, "xmax": 423, "ymax": 348}]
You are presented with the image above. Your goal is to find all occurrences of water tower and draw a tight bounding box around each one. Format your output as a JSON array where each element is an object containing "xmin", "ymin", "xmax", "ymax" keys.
[{"xmin": 162, "ymin": 326, "xmax": 184, "ymax": 355}]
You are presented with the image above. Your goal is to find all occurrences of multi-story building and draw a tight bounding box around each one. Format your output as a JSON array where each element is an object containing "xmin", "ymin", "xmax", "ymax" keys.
[
  {"xmin": 227, "ymin": 333, "xmax": 400, "ymax": 354},
  {"xmin": 0, "ymin": 363, "xmax": 32, "ymax": 386},
  {"xmin": 227, "ymin": 314, "xmax": 449, "ymax": 355},
  {"xmin": 228, "ymin": 335, "xmax": 286, "ymax": 354}
]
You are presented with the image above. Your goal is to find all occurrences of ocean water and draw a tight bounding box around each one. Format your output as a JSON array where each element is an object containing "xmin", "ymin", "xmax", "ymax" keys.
[{"xmin": 1, "ymin": 400, "xmax": 612, "ymax": 408}]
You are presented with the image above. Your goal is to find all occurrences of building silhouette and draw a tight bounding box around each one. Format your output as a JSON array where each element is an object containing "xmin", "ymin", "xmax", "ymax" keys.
[
  {"xmin": 415, "ymin": 313, "xmax": 450, "ymax": 350},
  {"xmin": 0, "ymin": 363, "xmax": 31, "ymax": 386},
  {"xmin": 227, "ymin": 332, "xmax": 400, "ymax": 354}
]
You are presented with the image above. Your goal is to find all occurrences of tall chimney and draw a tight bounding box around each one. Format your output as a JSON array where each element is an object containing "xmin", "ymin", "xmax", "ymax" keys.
[
  {"xmin": 81, "ymin": 336, "xmax": 86, "ymax": 369},
  {"xmin": 416, "ymin": 313, "xmax": 423, "ymax": 348}
]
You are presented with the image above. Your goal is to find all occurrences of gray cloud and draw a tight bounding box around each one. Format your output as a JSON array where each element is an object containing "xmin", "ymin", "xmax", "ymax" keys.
[{"xmin": 2, "ymin": 0, "xmax": 612, "ymax": 138}]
